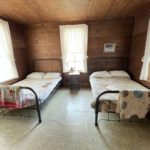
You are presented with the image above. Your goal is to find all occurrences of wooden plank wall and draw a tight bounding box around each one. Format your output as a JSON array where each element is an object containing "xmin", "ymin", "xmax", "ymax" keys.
[
  {"xmin": 25, "ymin": 18, "xmax": 133, "ymax": 87},
  {"xmin": 88, "ymin": 19, "xmax": 133, "ymax": 58},
  {"xmin": 25, "ymin": 23, "xmax": 61, "ymax": 71},
  {"xmin": 2, "ymin": 22, "xmax": 28, "ymax": 84},
  {"xmin": 128, "ymin": 10, "xmax": 150, "ymax": 88}
]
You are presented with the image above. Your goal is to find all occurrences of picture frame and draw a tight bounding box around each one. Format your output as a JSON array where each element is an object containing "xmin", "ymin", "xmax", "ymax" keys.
[{"xmin": 103, "ymin": 43, "xmax": 116, "ymax": 53}]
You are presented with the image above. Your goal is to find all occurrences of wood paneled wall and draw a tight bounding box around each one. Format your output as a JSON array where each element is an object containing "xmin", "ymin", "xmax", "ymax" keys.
[
  {"xmin": 2, "ymin": 22, "xmax": 28, "ymax": 84},
  {"xmin": 25, "ymin": 23, "xmax": 61, "ymax": 71},
  {"xmin": 88, "ymin": 19, "xmax": 133, "ymax": 59},
  {"xmin": 25, "ymin": 18, "xmax": 134, "ymax": 87},
  {"xmin": 128, "ymin": 10, "xmax": 150, "ymax": 88}
]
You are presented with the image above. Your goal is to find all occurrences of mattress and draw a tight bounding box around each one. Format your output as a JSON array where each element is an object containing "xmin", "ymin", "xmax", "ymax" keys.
[
  {"xmin": 90, "ymin": 76, "xmax": 148, "ymax": 112},
  {"xmin": 13, "ymin": 77, "xmax": 62, "ymax": 105},
  {"xmin": 90, "ymin": 76, "xmax": 147, "ymax": 100}
]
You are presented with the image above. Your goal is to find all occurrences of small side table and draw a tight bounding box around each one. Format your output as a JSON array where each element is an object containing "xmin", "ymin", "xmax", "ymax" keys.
[{"xmin": 69, "ymin": 72, "xmax": 80, "ymax": 90}]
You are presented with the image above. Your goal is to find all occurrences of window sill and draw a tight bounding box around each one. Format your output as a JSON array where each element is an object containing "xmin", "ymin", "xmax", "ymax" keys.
[{"xmin": 0, "ymin": 78, "xmax": 19, "ymax": 85}]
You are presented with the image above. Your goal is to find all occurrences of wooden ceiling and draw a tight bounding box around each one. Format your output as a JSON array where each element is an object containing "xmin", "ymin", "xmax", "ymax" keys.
[{"xmin": 0, "ymin": 0, "xmax": 150, "ymax": 24}]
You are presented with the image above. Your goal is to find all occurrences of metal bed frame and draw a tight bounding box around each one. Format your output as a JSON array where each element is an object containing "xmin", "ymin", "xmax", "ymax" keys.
[
  {"xmin": 94, "ymin": 90, "xmax": 150, "ymax": 126},
  {"xmin": 21, "ymin": 87, "xmax": 41, "ymax": 123},
  {"xmin": 0, "ymin": 81, "xmax": 61, "ymax": 124},
  {"xmin": 0, "ymin": 58, "xmax": 62, "ymax": 124},
  {"xmin": 88, "ymin": 57, "xmax": 127, "ymax": 126},
  {"xmin": 88, "ymin": 57, "xmax": 150, "ymax": 126},
  {"xmin": 0, "ymin": 87, "xmax": 41, "ymax": 123},
  {"xmin": 95, "ymin": 90, "xmax": 119, "ymax": 126}
]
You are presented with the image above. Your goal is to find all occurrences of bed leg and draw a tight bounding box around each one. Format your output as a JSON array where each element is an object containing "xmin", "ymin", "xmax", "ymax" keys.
[
  {"xmin": 34, "ymin": 93, "xmax": 41, "ymax": 123},
  {"xmin": 36, "ymin": 104, "xmax": 42, "ymax": 123},
  {"xmin": 95, "ymin": 111, "xmax": 98, "ymax": 126},
  {"xmin": 95, "ymin": 99, "xmax": 99, "ymax": 126}
]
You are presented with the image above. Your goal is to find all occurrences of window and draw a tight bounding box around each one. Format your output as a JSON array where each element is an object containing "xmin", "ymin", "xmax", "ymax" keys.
[
  {"xmin": 59, "ymin": 24, "xmax": 88, "ymax": 73},
  {"xmin": 140, "ymin": 20, "xmax": 150, "ymax": 81},
  {"xmin": 0, "ymin": 19, "xmax": 18, "ymax": 82}
]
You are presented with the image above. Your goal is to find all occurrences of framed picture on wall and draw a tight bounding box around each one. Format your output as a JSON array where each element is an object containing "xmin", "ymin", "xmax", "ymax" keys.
[{"xmin": 103, "ymin": 43, "xmax": 116, "ymax": 53}]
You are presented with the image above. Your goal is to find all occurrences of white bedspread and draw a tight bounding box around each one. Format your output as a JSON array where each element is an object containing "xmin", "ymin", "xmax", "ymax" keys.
[
  {"xmin": 90, "ymin": 76, "xmax": 148, "ymax": 101},
  {"xmin": 13, "ymin": 77, "xmax": 62, "ymax": 104}
]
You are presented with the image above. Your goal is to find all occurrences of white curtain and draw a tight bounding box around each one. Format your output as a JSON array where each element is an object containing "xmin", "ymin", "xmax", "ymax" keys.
[
  {"xmin": 140, "ymin": 20, "xmax": 150, "ymax": 81},
  {"xmin": 0, "ymin": 19, "xmax": 18, "ymax": 82},
  {"xmin": 60, "ymin": 24, "xmax": 88, "ymax": 73}
]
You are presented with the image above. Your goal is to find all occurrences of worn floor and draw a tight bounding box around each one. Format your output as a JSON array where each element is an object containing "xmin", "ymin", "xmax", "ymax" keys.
[{"xmin": 0, "ymin": 88, "xmax": 150, "ymax": 150}]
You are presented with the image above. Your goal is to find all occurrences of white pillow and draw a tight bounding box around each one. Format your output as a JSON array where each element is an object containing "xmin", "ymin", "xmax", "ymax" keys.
[
  {"xmin": 27, "ymin": 72, "xmax": 46, "ymax": 79},
  {"xmin": 43, "ymin": 72, "xmax": 61, "ymax": 79},
  {"xmin": 109, "ymin": 70, "xmax": 130, "ymax": 78},
  {"xmin": 90, "ymin": 71, "xmax": 111, "ymax": 78}
]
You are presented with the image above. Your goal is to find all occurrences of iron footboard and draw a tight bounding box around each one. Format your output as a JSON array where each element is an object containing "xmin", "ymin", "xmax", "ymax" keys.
[
  {"xmin": 20, "ymin": 87, "xmax": 42, "ymax": 123},
  {"xmin": 95, "ymin": 90, "xmax": 119, "ymax": 126}
]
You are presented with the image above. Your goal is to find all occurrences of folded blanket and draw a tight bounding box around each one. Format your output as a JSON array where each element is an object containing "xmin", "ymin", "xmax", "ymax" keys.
[
  {"xmin": 116, "ymin": 90, "xmax": 150, "ymax": 119},
  {"xmin": 0, "ymin": 85, "xmax": 22, "ymax": 108}
]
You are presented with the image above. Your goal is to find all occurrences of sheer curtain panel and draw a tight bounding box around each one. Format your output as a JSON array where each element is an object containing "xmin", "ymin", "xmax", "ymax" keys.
[
  {"xmin": 59, "ymin": 24, "xmax": 88, "ymax": 73},
  {"xmin": 140, "ymin": 20, "xmax": 150, "ymax": 81},
  {"xmin": 0, "ymin": 19, "xmax": 18, "ymax": 82}
]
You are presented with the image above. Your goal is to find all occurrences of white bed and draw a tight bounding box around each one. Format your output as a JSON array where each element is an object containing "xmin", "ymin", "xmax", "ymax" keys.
[
  {"xmin": 0, "ymin": 59, "xmax": 62, "ymax": 123},
  {"xmin": 13, "ymin": 77, "xmax": 62, "ymax": 105},
  {"xmin": 90, "ymin": 71, "xmax": 148, "ymax": 112}
]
